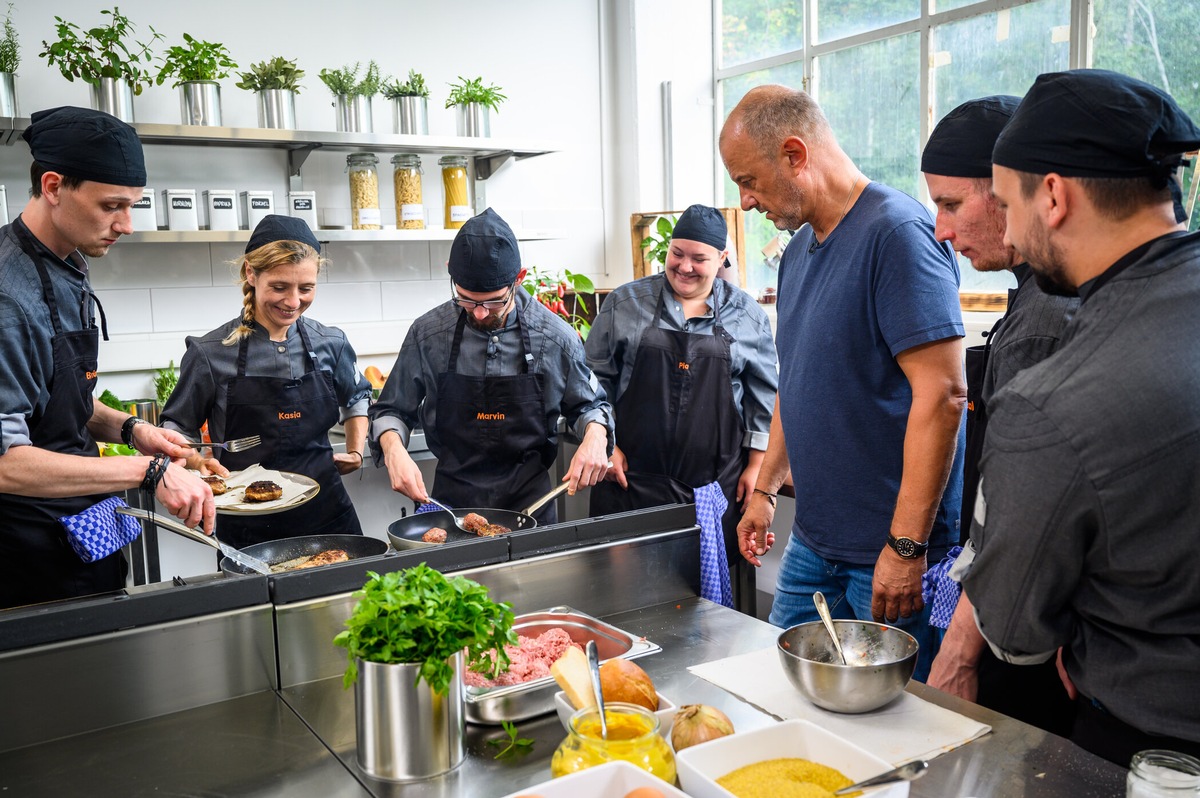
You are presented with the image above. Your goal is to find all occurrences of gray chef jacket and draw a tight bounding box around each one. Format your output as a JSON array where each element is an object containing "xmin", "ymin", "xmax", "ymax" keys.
[
  {"xmin": 369, "ymin": 289, "xmax": 613, "ymax": 460},
  {"xmin": 964, "ymin": 231, "xmax": 1200, "ymax": 743},
  {"xmin": 585, "ymin": 274, "xmax": 778, "ymax": 451}
]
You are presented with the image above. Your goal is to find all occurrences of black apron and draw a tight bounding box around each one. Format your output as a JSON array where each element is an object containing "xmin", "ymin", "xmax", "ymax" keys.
[
  {"xmin": 432, "ymin": 307, "xmax": 557, "ymax": 525},
  {"xmin": 0, "ymin": 224, "xmax": 124, "ymax": 610},
  {"xmin": 215, "ymin": 318, "xmax": 361, "ymax": 548},
  {"xmin": 589, "ymin": 282, "xmax": 746, "ymax": 561}
]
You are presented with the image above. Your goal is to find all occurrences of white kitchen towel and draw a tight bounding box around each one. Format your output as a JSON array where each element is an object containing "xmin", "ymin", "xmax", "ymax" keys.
[{"xmin": 689, "ymin": 646, "xmax": 991, "ymax": 764}]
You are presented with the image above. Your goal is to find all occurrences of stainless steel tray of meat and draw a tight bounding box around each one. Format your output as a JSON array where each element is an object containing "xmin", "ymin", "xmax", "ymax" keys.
[{"xmin": 463, "ymin": 605, "xmax": 660, "ymax": 725}]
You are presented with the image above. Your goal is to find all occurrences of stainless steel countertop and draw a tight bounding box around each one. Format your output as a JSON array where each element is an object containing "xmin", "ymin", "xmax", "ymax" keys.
[{"xmin": 0, "ymin": 598, "xmax": 1126, "ymax": 796}]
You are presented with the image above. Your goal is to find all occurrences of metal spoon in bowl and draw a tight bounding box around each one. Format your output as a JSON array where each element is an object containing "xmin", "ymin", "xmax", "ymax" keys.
[
  {"xmin": 813, "ymin": 591, "xmax": 848, "ymax": 665},
  {"xmin": 833, "ymin": 759, "xmax": 928, "ymax": 795},
  {"xmin": 585, "ymin": 640, "xmax": 608, "ymax": 739}
]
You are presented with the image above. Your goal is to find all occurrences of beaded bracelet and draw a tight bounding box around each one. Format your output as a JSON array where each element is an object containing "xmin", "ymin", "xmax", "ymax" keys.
[
  {"xmin": 141, "ymin": 453, "xmax": 170, "ymax": 492},
  {"xmin": 752, "ymin": 488, "xmax": 778, "ymax": 507}
]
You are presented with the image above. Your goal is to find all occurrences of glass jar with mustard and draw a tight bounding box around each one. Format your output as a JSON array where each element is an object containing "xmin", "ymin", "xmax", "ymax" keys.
[{"xmin": 550, "ymin": 702, "xmax": 676, "ymax": 782}]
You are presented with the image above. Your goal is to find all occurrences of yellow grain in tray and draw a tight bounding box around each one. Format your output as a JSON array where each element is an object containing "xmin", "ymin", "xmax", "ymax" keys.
[{"xmin": 716, "ymin": 757, "xmax": 861, "ymax": 798}]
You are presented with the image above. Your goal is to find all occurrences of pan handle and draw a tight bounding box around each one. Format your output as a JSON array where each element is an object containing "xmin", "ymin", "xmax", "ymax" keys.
[{"xmin": 115, "ymin": 506, "xmax": 221, "ymax": 552}]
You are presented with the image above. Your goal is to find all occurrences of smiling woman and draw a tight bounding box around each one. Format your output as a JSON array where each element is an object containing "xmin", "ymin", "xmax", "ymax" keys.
[{"xmin": 159, "ymin": 214, "xmax": 374, "ymax": 550}]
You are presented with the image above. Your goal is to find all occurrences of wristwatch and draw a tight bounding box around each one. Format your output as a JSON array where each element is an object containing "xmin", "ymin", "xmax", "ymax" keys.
[
  {"xmin": 121, "ymin": 416, "xmax": 148, "ymax": 447},
  {"xmin": 886, "ymin": 534, "xmax": 929, "ymax": 559}
]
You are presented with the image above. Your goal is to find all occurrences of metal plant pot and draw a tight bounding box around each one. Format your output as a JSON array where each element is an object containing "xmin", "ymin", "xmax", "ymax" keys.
[
  {"xmin": 256, "ymin": 89, "xmax": 297, "ymax": 130},
  {"xmin": 354, "ymin": 654, "xmax": 465, "ymax": 781},
  {"xmin": 392, "ymin": 95, "xmax": 428, "ymax": 135},
  {"xmin": 455, "ymin": 102, "xmax": 490, "ymax": 137},
  {"xmin": 335, "ymin": 94, "xmax": 373, "ymax": 133},
  {"xmin": 0, "ymin": 73, "xmax": 16, "ymax": 117},
  {"xmin": 179, "ymin": 81, "xmax": 222, "ymax": 126},
  {"xmin": 91, "ymin": 77, "xmax": 135, "ymax": 123}
]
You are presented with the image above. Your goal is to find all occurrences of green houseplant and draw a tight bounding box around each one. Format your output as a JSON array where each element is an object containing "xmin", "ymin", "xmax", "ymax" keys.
[
  {"xmin": 382, "ymin": 69, "xmax": 430, "ymax": 135},
  {"xmin": 236, "ymin": 56, "xmax": 305, "ymax": 129},
  {"xmin": 320, "ymin": 61, "xmax": 382, "ymax": 133},
  {"xmin": 156, "ymin": 34, "xmax": 237, "ymax": 126},
  {"xmin": 641, "ymin": 214, "xmax": 678, "ymax": 273},
  {"xmin": 39, "ymin": 6, "xmax": 162, "ymax": 119},
  {"xmin": 523, "ymin": 266, "xmax": 597, "ymax": 340},
  {"xmin": 0, "ymin": 3, "xmax": 19, "ymax": 116},
  {"xmin": 334, "ymin": 566, "xmax": 517, "ymax": 779},
  {"xmin": 445, "ymin": 75, "xmax": 507, "ymax": 137}
]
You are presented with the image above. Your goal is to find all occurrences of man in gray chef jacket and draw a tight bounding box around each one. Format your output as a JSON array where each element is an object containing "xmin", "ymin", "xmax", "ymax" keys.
[
  {"xmin": 920, "ymin": 96, "xmax": 1077, "ymax": 735},
  {"xmin": 962, "ymin": 69, "xmax": 1200, "ymax": 765},
  {"xmin": 0, "ymin": 106, "xmax": 214, "ymax": 610},
  {"xmin": 369, "ymin": 208, "xmax": 613, "ymax": 524}
]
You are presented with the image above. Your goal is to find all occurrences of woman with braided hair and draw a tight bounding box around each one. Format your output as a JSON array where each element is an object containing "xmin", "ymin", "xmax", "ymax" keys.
[{"xmin": 160, "ymin": 215, "xmax": 371, "ymax": 547}]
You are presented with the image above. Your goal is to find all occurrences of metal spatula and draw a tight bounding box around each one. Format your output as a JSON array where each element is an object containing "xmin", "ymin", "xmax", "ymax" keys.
[{"xmin": 115, "ymin": 506, "xmax": 272, "ymax": 575}]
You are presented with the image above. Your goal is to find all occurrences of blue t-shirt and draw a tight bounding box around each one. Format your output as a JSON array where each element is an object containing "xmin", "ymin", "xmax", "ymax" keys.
[{"xmin": 776, "ymin": 181, "xmax": 965, "ymax": 565}]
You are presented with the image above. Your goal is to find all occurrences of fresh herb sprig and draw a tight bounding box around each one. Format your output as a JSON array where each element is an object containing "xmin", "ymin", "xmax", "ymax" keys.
[
  {"xmin": 444, "ymin": 75, "xmax": 506, "ymax": 112},
  {"xmin": 155, "ymin": 33, "xmax": 237, "ymax": 87},
  {"xmin": 319, "ymin": 60, "xmax": 382, "ymax": 98},
  {"xmin": 39, "ymin": 6, "xmax": 163, "ymax": 95},
  {"xmin": 0, "ymin": 3, "xmax": 19, "ymax": 75},
  {"xmin": 488, "ymin": 721, "xmax": 534, "ymax": 760},
  {"xmin": 333, "ymin": 566, "xmax": 517, "ymax": 694},
  {"xmin": 236, "ymin": 56, "xmax": 304, "ymax": 93},
  {"xmin": 154, "ymin": 360, "xmax": 178, "ymax": 407},
  {"xmin": 382, "ymin": 68, "xmax": 429, "ymax": 100}
]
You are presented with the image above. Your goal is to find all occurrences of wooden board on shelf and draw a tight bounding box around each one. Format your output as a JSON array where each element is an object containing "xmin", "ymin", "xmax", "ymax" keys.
[
  {"xmin": 629, "ymin": 208, "xmax": 747, "ymax": 287},
  {"xmin": 960, "ymin": 292, "xmax": 1009, "ymax": 312}
]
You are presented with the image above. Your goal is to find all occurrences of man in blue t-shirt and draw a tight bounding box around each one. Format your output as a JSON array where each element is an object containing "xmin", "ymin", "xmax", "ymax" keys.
[{"xmin": 720, "ymin": 84, "xmax": 966, "ymax": 680}]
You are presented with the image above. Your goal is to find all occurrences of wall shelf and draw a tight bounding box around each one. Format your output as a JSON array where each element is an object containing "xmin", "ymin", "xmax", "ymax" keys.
[
  {"xmin": 0, "ymin": 118, "xmax": 559, "ymax": 180},
  {"xmin": 124, "ymin": 228, "xmax": 559, "ymax": 244}
]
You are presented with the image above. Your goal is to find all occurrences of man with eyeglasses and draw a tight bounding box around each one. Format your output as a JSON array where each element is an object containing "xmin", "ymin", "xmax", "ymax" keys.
[{"xmin": 369, "ymin": 209, "xmax": 613, "ymax": 523}]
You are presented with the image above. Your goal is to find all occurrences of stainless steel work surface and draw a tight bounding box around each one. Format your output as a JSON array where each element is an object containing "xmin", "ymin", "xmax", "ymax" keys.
[
  {"xmin": 0, "ymin": 691, "xmax": 371, "ymax": 797},
  {"xmin": 283, "ymin": 598, "xmax": 1126, "ymax": 797}
]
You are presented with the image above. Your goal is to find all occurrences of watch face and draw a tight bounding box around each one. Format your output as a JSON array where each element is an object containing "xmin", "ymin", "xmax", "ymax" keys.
[{"xmin": 894, "ymin": 537, "xmax": 917, "ymax": 558}]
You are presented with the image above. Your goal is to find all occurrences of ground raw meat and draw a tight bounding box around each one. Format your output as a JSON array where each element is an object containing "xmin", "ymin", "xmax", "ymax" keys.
[{"xmin": 463, "ymin": 627, "xmax": 581, "ymax": 688}]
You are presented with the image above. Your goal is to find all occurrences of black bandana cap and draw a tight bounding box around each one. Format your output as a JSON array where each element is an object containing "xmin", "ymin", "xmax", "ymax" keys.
[
  {"xmin": 447, "ymin": 208, "xmax": 521, "ymax": 292},
  {"xmin": 245, "ymin": 214, "xmax": 321, "ymax": 254},
  {"xmin": 22, "ymin": 106, "xmax": 146, "ymax": 187},
  {"xmin": 922, "ymin": 95, "xmax": 1020, "ymax": 178},
  {"xmin": 993, "ymin": 69, "xmax": 1200, "ymax": 186},
  {"xmin": 671, "ymin": 204, "xmax": 728, "ymax": 251}
]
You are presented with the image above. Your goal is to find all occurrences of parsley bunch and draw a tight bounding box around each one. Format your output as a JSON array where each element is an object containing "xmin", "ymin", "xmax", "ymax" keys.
[{"xmin": 334, "ymin": 566, "xmax": 517, "ymax": 694}]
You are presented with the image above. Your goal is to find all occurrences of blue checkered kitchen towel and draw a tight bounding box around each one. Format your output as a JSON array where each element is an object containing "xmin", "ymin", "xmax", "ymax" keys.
[
  {"xmin": 415, "ymin": 502, "xmax": 443, "ymax": 514},
  {"xmin": 694, "ymin": 481, "xmax": 733, "ymax": 608},
  {"xmin": 922, "ymin": 545, "xmax": 963, "ymax": 629},
  {"xmin": 59, "ymin": 496, "xmax": 142, "ymax": 563}
]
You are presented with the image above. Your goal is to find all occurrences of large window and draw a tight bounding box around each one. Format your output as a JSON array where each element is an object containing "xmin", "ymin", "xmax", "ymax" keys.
[{"xmin": 717, "ymin": 0, "xmax": 1200, "ymax": 300}]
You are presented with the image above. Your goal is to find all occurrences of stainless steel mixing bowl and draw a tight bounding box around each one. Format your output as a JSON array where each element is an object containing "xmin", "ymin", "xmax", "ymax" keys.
[{"xmin": 776, "ymin": 620, "xmax": 918, "ymax": 713}]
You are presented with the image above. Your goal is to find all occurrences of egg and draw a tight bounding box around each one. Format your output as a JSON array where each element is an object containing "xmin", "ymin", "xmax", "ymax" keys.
[{"xmin": 624, "ymin": 788, "xmax": 665, "ymax": 798}]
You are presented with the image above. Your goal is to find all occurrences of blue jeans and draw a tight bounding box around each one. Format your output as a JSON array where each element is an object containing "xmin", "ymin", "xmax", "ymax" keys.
[{"xmin": 768, "ymin": 535, "xmax": 938, "ymax": 682}]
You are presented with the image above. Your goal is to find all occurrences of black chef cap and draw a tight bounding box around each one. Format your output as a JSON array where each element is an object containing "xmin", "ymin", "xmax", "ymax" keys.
[
  {"xmin": 671, "ymin": 204, "xmax": 728, "ymax": 251},
  {"xmin": 22, "ymin": 106, "xmax": 146, "ymax": 187},
  {"xmin": 245, "ymin": 214, "xmax": 321, "ymax": 254},
  {"xmin": 922, "ymin": 95, "xmax": 1020, "ymax": 178},
  {"xmin": 448, "ymin": 208, "xmax": 521, "ymax": 292},
  {"xmin": 993, "ymin": 70, "xmax": 1200, "ymax": 184}
]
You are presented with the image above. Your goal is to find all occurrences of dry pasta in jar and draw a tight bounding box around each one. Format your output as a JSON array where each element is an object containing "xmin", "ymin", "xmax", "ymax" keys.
[
  {"xmin": 439, "ymin": 155, "xmax": 472, "ymax": 229},
  {"xmin": 391, "ymin": 153, "xmax": 424, "ymax": 229},
  {"xmin": 346, "ymin": 152, "xmax": 382, "ymax": 230}
]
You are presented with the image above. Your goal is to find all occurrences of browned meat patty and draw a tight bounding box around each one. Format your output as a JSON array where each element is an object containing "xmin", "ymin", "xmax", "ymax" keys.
[
  {"xmin": 422, "ymin": 527, "xmax": 448, "ymax": 544},
  {"xmin": 201, "ymin": 475, "xmax": 227, "ymax": 495},
  {"xmin": 293, "ymin": 549, "xmax": 349, "ymax": 569},
  {"xmin": 461, "ymin": 512, "xmax": 488, "ymax": 533},
  {"xmin": 476, "ymin": 523, "xmax": 511, "ymax": 537},
  {"xmin": 244, "ymin": 480, "xmax": 283, "ymax": 502}
]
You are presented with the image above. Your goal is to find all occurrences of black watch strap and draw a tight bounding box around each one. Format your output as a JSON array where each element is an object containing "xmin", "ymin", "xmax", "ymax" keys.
[
  {"xmin": 886, "ymin": 534, "xmax": 929, "ymax": 559},
  {"xmin": 121, "ymin": 416, "xmax": 148, "ymax": 447}
]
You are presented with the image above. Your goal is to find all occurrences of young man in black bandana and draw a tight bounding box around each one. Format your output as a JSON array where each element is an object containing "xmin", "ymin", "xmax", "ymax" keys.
[
  {"xmin": 960, "ymin": 69, "xmax": 1200, "ymax": 765},
  {"xmin": 0, "ymin": 107, "xmax": 215, "ymax": 610}
]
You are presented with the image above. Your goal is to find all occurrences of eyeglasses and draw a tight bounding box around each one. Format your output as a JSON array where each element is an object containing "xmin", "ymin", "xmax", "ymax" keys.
[{"xmin": 451, "ymin": 281, "xmax": 516, "ymax": 312}]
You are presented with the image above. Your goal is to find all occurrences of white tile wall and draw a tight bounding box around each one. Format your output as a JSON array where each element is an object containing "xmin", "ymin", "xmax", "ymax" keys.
[
  {"xmin": 380, "ymin": 281, "xmax": 447, "ymax": 321},
  {"xmin": 93, "ymin": 289, "xmax": 155, "ymax": 336},
  {"xmin": 90, "ymin": 243, "xmax": 215, "ymax": 290},
  {"xmin": 151, "ymin": 285, "xmax": 245, "ymax": 333},
  {"xmin": 325, "ymin": 241, "xmax": 433, "ymax": 283},
  {"xmin": 315, "ymin": 282, "xmax": 384, "ymax": 324}
]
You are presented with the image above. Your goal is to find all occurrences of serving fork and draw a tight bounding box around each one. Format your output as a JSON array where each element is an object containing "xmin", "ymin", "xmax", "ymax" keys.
[{"xmin": 181, "ymin": 435, "xmax": 261, "ymax": 453}]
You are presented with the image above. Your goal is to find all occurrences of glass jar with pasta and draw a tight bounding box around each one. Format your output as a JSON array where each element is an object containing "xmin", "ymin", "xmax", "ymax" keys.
[
  {"xmin": 438, "ymin": 155, "xmax": 472, "ymax": 229},
  {"xmin": 346, "ymin": 152, "xmax": 382, "ymax": 230},
  {"xmin": 391, "ymin": 153, "xmax": 425, "ymax": 230}
]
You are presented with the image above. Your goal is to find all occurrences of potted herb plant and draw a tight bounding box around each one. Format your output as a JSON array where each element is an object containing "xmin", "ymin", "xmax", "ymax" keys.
[
  {"xmin": 523, "ymin": 266, "xmax": 598, "ymax": 340},
  {"xmin": 445, "ymin": 75, "xmax": 507, "ymax": 138},
  {"xmin": 236, "ymin": 56, "xmax": 305, "ymax": 129},
  {"xmin": 641, "ymin": 214, "xmax": 678, "ymax": 274},
  {"xmin": 334, "ymin": 566, "xmax": 516, "ymax": 780},
  {"xmin": 382, "ymin": 69, "xmax": 430, "ymax": 135},
  {"xmin": 38, "ymin": 6, "xmax": 162, "ymax": 122},
  {"xmin": 319, "ymin": 60, "xmax": 382, "ymax": 133},
  {"xmin": 155, "ymin": 34, "xmax": 237, "ymax": 126},
  {"xmin": 0, "ymin": 3, "xmax": 18, "ymax": 116}
]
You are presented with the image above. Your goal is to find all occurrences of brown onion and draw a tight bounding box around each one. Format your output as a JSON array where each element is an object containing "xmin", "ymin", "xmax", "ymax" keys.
[{"xmin": 670, "ymin": 704, "xmax": 735, "ymax": 751}]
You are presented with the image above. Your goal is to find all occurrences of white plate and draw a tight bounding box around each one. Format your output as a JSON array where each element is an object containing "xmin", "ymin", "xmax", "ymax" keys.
[
  {"xmin": 206, "ymin": 465, "xmax": 320, "ymax": 515},
  {"xmin": 499, "ymin": 760, "xmax": 686, "ymax": 798},
  {"xmin": 675, "ymin": 719, "xmax": 908, "ymax": 798},
  {"xmin": 553, "ymin": 691, "xmax": 677, "ymax": 739}
]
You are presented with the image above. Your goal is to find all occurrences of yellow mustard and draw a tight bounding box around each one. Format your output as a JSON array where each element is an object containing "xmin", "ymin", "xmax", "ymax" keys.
[{"xmin": 550, "ymin": 702, "xmax": 675, "ymax": 782}]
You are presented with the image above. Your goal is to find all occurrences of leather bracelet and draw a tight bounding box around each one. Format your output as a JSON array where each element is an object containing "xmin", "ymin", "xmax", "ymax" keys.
[
  {"xmin": 141, "ymin": 453, "xmax": 169, "ymax": 492},
  {"xmin": 752, "ymin": 488, "xmax": 777, "ymax": 507},
  {"xmin": 348, "ymin": 451, "xmax": 364, "ymax": 464},
  {"xmin": 121, "ymin": 416, "xmax": 148, "ymax": 447}
]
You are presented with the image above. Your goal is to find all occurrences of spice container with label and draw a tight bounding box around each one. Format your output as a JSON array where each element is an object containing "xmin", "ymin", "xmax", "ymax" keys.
[
  {"xmin": 391, "ymin": 153, "xmax": 424, "ymax": 229},
  {"xmin": 287, "ymin": 190, "xmax": 318, "ymax": 229},
  {"xmin": 346, "ymin": 152, "xmax": 382, "ymax": 230},
  {"xmin": 204, "ymin": 189, "xmax": 238, "ymax": 231},
  {"xmin": 240, "ymin": 190, "xmax": 274, "ymax": 229},
  {"xmin": 439, "ymin": 155, "xmax": 472, "ymax": 229},
  {"xmin": 130, "ymin": 188, "xmax": 156, "ymax": 231},
  {"xmin": 164, "ymin": 189, "xmax": 199, "ymax": 231}
]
